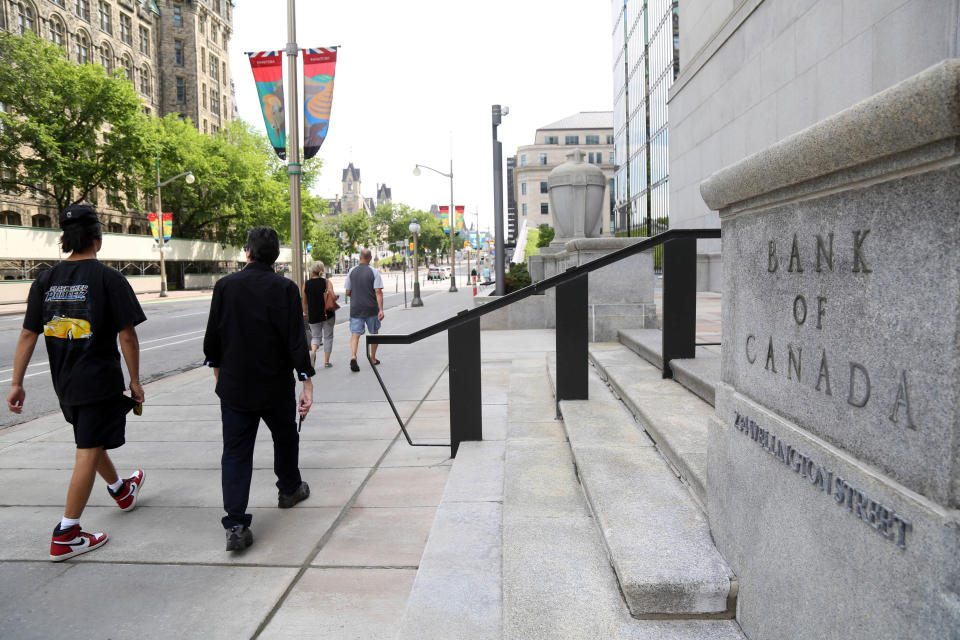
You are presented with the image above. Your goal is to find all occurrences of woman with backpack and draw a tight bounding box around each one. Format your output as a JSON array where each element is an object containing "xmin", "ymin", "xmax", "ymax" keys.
[{"xmin": 303, "ymin": 261, "xmax": 338, "ymax": 368}]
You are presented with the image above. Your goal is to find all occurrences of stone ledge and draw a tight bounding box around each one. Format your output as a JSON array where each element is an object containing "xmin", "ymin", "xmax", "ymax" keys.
[
  {"xmin": 701, "ymin": 59, "xmax": 960, "ymax": 210},
  {"xmin": 559, "ymin": 368, "xmax": 736, "ymax": 618},
  {"xmin": 670, "ymin": 356, "xmax": 721, "ymax": 407}
]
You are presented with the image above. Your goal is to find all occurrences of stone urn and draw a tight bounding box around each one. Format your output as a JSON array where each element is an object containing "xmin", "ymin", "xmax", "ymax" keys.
[{"xmin": 547, "ymin": 148, "xmax": 606, "ymax": 242}]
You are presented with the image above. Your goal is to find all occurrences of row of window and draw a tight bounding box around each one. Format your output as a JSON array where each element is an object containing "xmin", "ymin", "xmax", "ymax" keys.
[
  {"xmin": 0, "ymin": 211, "xmax": 148, "ymax": 234},
  {"xmin": 519, "ymin": 151, "xmax": 615, "ymax": 167},
  {"xmin": 520, "ymin": 203, "xmax": 550, "ymax": 217},
  {"xmin": 14, "ymin": 1, "xmax": 152, "ymax": 54},
  {"xmin": 542, "ymin": 134, "xmax": 614, "ymax": 145}
]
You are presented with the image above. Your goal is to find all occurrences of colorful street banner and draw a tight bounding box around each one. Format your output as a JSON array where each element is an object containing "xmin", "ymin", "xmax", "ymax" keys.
[
  {"xmin": 147, "ymin": 212, "xmax": 160, "ymax": 243},
  {"xmin": 302, "ymin": 47, "xmax": 338, "ymax": 160},
  {"xmin": 455, "ymin": 206, "xmax": 465, "ymax": 233},
  {"xmin": 247, "ymin": 51, "xmax": 286, "ymax": 159},
  {"xmin": 162, "ymin": 212, "xmax": 173, "ymax": 242},
  {"xmin": 439, "ymin": 206, "xmax": 450, "ymax": 233}
]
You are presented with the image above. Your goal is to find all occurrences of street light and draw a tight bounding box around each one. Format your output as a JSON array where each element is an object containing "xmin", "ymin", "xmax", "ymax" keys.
[
  {"xmin": 408, "ymin": 219, "xmax": 423, "ymax": 307},
  {"xmin": 413, "ymin": 161, "xmax": 458, "ymax": 292},
  {"xmin": 155, "ymin": 153, "xmax": 195, "ymax": 298}
]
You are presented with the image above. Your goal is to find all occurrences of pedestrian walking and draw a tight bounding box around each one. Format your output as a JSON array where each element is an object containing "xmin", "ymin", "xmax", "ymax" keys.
[
  {"xmin": 345, "ymin": 248, "xmax": 385, "ymax": 372},
  {"xmin": 7, "ymin": 204, "xmax": 146, "ymax": 561},
  {"xmin": 203, "ymin": 226, "xmax": 315, "ymax": 552},
  {"xmin": 303, "ymin": 261, "xmax": 336, "ymax": 368}
]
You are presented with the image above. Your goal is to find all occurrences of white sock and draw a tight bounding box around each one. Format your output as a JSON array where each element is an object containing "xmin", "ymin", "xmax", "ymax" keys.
[
  {"xmin": 60, "ymin": 516, "xmax": 80, "ymax": 530},
  {"xmin": 108, "ymin": 478, "xmax": 124, "ymax": 492}
]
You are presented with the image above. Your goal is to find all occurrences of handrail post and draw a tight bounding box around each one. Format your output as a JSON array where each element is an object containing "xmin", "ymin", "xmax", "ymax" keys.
[
  {"xmin": 448, "ymin": 317, "xmax": 482, "ymax": 457},
  {"xmin": 556, "ymin": 272, "xmax": 589, "ymax": 410},
  {"xmin": 662, "ymin": 237, "xmax": 697, "ymax": 378}
]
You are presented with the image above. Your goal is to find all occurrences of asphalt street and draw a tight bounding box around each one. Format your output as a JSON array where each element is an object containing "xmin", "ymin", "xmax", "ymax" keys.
[{"xmin": 0, "ymin": 287, "xmax": 439, "ymax": 429}]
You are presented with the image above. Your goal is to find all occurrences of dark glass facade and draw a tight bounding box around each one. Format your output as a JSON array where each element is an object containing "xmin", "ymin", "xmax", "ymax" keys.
[{"xmin": 611, "ymin": 0, "xmax": 678, "ymax": 234}]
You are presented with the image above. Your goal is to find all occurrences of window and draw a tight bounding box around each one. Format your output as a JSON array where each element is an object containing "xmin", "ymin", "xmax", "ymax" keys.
[
  {"xmin": 174, "ymin": 39, "xmax": 184, "ymax": 65},
  {"xmin": 75, "ymin": 0, "xmax": 89, "ymax": 21},
  {"xmin": 118, "ymin": 12, "xmax": 130, "ymax": 43},
  {"xmin": 222, "ymin": 62, "xmax": 226, "ymax": 84},
  {"xmin": 606, "ymin": 135, "xmax": 614, "ymax": 144},
  {"xmin": 213, "ymin": 0, "xmax": 220, "ymax": 13},
  {"xmin": 121, "ymin": 54, "xmax": 132, "ymax": 80},
  {"xmin": 203, "ymin": 119, "xmax": 207, "ymax": 133},
  {"xmin": 202, "ymin": 83, "xmax": 207, "ymax": 108},
  {"xmin": 139, "ymin": 65, "xmax": 150, "ymax": 95},
  {"xmin": 540, "ymin": 203, "xmax": 549, "ymax": 215},
  {"xmin": 520, "ymin": 155, "xmax": 527, "ymax": 167},
  {"xmin": 176, "ymin": 77, "xmax": 185, "ymax": 103},
  {"xmin": 565, "ymin": 135, "xmax": 579, "ymax": 145},
  {"xmin": 49, "ymin": 15, "xmax": 65, "ymax": 47},
  {"xmin": 75, "ymin": 32, "xmax": 90, "ymax": 64},
  {"xmin": 586, "ymin": 135, "xmax": 600, "ymax": 145},
  {"xmin": 0, "ymin": 212, "xmax": 21, "ymax": 226},
  {"xmin": 522, "ymin": 203, "xmax": 527, "ymax": 217},
  {"xmin": 173, "ymin": 5, "xmax": 182, "ymax": 27},
  {"xmin": 200, "ymin": 48, "xmax": 206, "ymax": 69},
  {"xmin": 539, "ymin": 181, "xmax": 547, "ymax": 194},
  {"xmin": 521, "ymin": 183, "xmax": 527, "ymax": 196},
  {"xmin": 609, "ymin": 152, "xmax": 615, "ymax": 164},
  {"xmin": 209, "ymin": 54, "xmax": 219, "ymax": 81},
  {"xmin": 98, "ymin": 42, "xmax": 112, "ymax": 70},
  {"xmin": 139, "ymin": 26, "xmax": 150, "ymax": 55},
  {"xmin": 539, "ymin": 153, "xmax": 547, "ymax": 166},
  {"xmin": 17, "ymin": 2, "xmax": 36, "ymax": 35},
  {"xmin": 544, "ymin": 135, "xmax": 558, "ymax": 145},
  {"xmin": 98, "ymin": 1, "xmax": 111, "ymax": 33},
  {"xmin": 198, "ymin": 14, "xmax": 205, "ymax": 34},
  {"xmin": 210, "ymin": 87, "xmax": 219, "ymax": 114},
  {"xmin": 212, "ymin": 24, "xmax": 218, "ymax": 45},
  {"xmin": 52, "ymin": 0, "xmax": 65, "ymax": 6},
  {"xmin": 32, "ymin": 215, "xmax": 51, "ymax": 228}
]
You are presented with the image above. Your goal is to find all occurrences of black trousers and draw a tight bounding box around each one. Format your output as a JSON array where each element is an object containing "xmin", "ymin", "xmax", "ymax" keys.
[{"xmin": 220, "ymin": 391, "xmax": 302, "ymax": 529}]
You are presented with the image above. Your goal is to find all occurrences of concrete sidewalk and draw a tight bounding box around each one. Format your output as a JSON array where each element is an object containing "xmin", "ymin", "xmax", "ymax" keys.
[{"xmin": 0, "ymin": 288, "xmax": 481, "ymax": 639}]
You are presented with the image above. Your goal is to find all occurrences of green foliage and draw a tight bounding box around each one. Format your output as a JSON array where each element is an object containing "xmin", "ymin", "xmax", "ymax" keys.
[
  {"xmin": 536, "ymin": 224, "xmax": 555, "ymax": 248},
  {"xmin": 307, "ymin": 220, "xmax": 339, "ymax": 267},
  {"xmin": 0, "ymin": 32, "xmax": 153, "ymax": 213},
  {"xmin": 524, "ymin": 229, "xmax": 540, "ymax": 259},
  {"xmin": 382, "ymin": 205, "xmax": 446, "ymax": 261},
  {"xmin": 503, "ymin": 262, "xmax": 532, "ymax": 293},
  {"xmin": 336, "ymin": 210, "xmax": 372, "ymax": 249}
]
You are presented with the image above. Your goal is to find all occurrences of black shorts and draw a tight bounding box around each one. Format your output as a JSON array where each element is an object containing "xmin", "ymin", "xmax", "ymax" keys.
[{"xmin": 60, "ymin": 394, "xmax": 129, "ymax": 450}]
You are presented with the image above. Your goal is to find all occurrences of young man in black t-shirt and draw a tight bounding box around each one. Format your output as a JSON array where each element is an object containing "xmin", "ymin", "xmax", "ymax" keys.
[{"xmin": 7, "ymin": 205, "xmax": 147, "ymax": 561}]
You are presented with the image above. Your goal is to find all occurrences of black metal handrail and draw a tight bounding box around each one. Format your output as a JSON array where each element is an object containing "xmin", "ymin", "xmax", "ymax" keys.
[{"xmin": 366, "ymin": 228, "xmax": 721, "ymax": 456}]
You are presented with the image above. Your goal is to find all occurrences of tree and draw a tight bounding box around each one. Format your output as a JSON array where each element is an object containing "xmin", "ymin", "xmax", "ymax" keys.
[
  {"xmin": 308, "ymin": 221, "xmax": 339, "ymax": 267},
  {"xmin": 0, "ymin": 32, "xmax": 153, "ymax": 214},
  {"xmin": 336, "ymin": 210, "xmax": 372, "ymax": 250},
  {"xmin": 536, "ymin": 223, "xmax": 555, "ymax": 248}
]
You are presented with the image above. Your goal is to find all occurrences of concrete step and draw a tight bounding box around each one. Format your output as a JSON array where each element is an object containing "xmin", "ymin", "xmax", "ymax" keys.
[
  {"xmin": 617, "ymin": 328, "xmax": 721, "ymax": 406},
  {"xmin": 589, "ymin": 342, "xmax": 716, "ymax": 507},
  {"xmin": 395, "ymin": 441, "xmax": 504, "ymax": 640},
  {"xmin": 552, "ymin": 356, "xmax": 737, "ymax": 620}
]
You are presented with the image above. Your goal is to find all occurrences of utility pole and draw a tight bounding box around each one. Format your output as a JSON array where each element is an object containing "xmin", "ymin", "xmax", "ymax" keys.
[
  {"xmin": 286, "ymin": 0, "xmax": 304, "ymax": 288},
  {"xmin": 492, "ymin": 105, "xmax": 508, "ymax": 296}
]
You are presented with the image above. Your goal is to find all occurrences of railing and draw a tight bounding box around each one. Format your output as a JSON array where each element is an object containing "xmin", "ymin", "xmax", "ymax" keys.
[{"xmin": 366, "ymin": 228, "xmax": 721, "ymax": 457}]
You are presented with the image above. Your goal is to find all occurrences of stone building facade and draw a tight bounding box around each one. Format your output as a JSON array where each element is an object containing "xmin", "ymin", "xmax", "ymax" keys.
[
  {"xmin": 513, "ymin": 112, "xmax": 615, "ymax": 235},
  {"xmin": 0, "ymin": 0, "xmax": 233, "ymax": 239}
]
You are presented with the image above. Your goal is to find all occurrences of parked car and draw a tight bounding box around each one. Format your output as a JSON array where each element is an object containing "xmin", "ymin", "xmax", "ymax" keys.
[
  {"xmin": 427, "ymin": 266, "xmax": 443, "ymax": 281},
  {"xmin": 440, "ymin": 266, "xmax": 452, "ymax": 278}
]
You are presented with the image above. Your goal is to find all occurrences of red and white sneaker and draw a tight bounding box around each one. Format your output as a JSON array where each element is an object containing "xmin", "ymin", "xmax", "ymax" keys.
[
  {"xmin": 110, "ymin": 469, "xmax": 145, "ymax": 511},
  {"xmin": 49, "ymin": 524, "xmax": 108, "ymax": 562}
]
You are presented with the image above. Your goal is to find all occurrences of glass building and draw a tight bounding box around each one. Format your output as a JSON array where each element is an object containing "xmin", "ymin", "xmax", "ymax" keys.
[{"xmin": 611, "ymin": 0, "xmax": 679, "ymax": 235}]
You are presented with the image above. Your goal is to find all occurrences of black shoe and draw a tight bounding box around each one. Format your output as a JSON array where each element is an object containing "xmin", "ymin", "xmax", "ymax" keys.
[
  {"xmin": 225, "ymin": 525, "xmax": 253, "ymax": 551},
  {"xmin": 350, "ymin": 359, "xmax": 360, "ymax": 372},
  {"xmin": 278, "ymin": 481, "xmax": 310, "ymax": 509}
]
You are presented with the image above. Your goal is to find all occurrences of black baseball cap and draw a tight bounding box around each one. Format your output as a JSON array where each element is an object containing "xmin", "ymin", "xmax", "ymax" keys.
[{"xmin": 59, "ymin": 204, "xmax": 100, "ymax": 226}]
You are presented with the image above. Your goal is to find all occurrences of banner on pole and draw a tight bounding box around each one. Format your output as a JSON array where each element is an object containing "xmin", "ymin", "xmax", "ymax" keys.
[
  {"xmin": 455, "ymin": 206, "xmax": 465, "ymax": 233},
  {"xmin": 147, "ymin": 213, "xmax": 160, "ymax": 243},
  {"xmin": 439, "ymin": 206, "xmax": 450, "ymax": 233},
  {"xmin": 302, "ymin": 47, "xmax": 338, "ymax": 160},
  {"xmin": 162, "ymin": 212, "xmax": 173, "ymax": 243},
  {"xmin": 247, "ymin": 51, "xmax": 286, "ymax": 159}
]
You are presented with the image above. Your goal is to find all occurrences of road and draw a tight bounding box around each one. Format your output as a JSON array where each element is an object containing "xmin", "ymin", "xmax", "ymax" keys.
[{"xmin": 0, "ymin": 288, "xmax": 439, "ymax": 429}]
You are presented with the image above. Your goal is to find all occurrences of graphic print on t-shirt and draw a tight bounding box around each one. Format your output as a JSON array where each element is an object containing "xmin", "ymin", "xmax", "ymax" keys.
[{"xmin": 43, "ymin": 284, "xmax": 93, "ymax": 342}]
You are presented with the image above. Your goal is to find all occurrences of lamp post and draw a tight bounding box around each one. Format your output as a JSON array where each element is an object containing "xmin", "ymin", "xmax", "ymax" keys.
[
  {"xmin": 155, "ymin": 153, "xmax": 195, "ymax": 298},
  {"xmin": 409, "ymin": 219, "xmax": 423, "ymax": 307},
  {"xmin": 413, "ymin": 161, "xmax": 457, "ymax": 292},
  {"xmin": 492, "ymin": 104, "xmax": 509, "ymax": 295}
]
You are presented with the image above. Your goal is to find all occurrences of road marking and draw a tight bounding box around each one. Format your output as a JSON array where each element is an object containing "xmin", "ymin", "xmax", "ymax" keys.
[
  {"xmin": 140, "ymin": 336, "xmax": 203, "ymax": 352},
  {"xmin": 0, "ymin": 361, "xmax": 53, "ymax": 374},
  {"xmin": 0, "ymin": 368, "xmax": 50, "ymax": 384},
  {"xmin": 139, "ymin": 329, "xmax": 205, "ymax": 345},
  {"xmin": 168, "ymin": 311, "xmax": 208, "ymax": 319}
]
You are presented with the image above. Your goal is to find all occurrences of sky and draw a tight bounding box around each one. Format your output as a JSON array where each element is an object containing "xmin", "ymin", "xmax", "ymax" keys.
[{"xmin": 229, "ymin": 0, "xmax": 614, "ymax": 235}]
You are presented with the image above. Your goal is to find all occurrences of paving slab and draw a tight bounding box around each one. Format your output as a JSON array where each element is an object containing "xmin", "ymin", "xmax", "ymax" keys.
[
  {"xmin": 312, "ymin": 506, "xmax": 436, "ymax": 568},
  {"xmin": 507, "ymin": 419, "xmax": 567, "ymax": 441},
  {"xmin": 259, "ymin": 568, "xmax": 417, "ymax": 640},
  {"xmin": 378, "ymin": 440, "xmax": 452, "ymax": 468},
  {"xmin": 441, "ymin": 440, "xmax": 505, "ymax": 504},
  {"xmin": 0, "ymin": 562, "xmax": 298, "ymax": 640},
  {"xmin": 353, "ymin": 466, "xmax": 451, "ymax": 508},
  {"xmin": 504, "ymin": 440, "xmax": 590, "ymax": 519}
]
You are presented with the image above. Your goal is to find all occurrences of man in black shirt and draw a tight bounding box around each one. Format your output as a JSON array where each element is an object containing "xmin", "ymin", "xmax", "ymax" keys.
[
  {"xmin": 203, "ymin": 226, "xmax": 315, "ymax": 552},
  {"xmin": 7, "ymin": 205, "xmax": 147, "ymax": 561}
]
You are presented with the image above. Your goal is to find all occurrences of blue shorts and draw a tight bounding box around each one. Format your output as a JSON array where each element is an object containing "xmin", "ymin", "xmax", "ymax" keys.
[{"xmin": 349, "ymin": 316, "xmax": 381, "ymax": 335}]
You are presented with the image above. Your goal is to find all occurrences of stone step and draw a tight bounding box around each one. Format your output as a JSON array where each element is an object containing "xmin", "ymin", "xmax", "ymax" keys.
[
  {"xmin": 617, "ymin": 329, "xmax": 721, "ymax": 406},
  {"xmin": 552, "ymin": 356, "xmax": 737, "ymax": 620},
  {"xmin": 395, "ymin": 441, "xmax": 504, "ymax": 640},
  {"xmin": 588, "ymin": 342, "xmax": 714, "ymax": 508}
]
